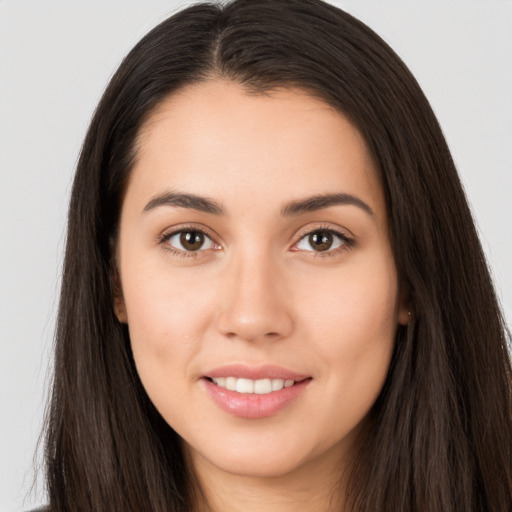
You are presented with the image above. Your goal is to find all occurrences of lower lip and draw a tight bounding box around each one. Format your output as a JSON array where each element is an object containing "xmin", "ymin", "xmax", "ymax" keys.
[{"xmin": 202, "ymin": 378, "xmax": 311, "ymax": 419}]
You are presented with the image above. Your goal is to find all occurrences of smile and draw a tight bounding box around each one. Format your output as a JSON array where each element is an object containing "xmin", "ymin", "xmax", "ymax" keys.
[
  {"xmin": 202, "ymin": 365, "xmax": 312, "ymax": 419},
  {"xmin": 208, "ymin": 377, "xmax": 297, "ymax": 394}
]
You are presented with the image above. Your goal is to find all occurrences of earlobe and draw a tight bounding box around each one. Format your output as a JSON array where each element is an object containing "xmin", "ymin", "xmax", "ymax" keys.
[
  {"xmin": 398, "ymin": 308, "xmax": 412, "ymax": 326},
  {"xmin": 397, "ymin": 288, "xmax": 413, "ymax": 326},
  {"xmin": 114, "ymin": 297, "xmax": 128, "ymax": 323},
  {"xmin": 112, "ymin": 271, "xmax": 128, "ymax": 323}
]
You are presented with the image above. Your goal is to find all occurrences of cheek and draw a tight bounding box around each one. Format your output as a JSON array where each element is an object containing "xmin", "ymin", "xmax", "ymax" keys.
[
  {"xmin": 298, "ymin": 259, "xmax": 398, "ymax": 396},
  {"xmin": 301, "ymin": 257, "xmax": 398, "ymax": 335},
  {"xmin": 122, "ymin": 267, "xmax": 216, "ymax": 390}
]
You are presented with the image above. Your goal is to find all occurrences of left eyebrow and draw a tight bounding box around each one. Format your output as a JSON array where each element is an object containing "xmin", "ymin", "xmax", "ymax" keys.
[{"xmin": 281, "ymin": 193, "xmax": 375, "ymax": 217}]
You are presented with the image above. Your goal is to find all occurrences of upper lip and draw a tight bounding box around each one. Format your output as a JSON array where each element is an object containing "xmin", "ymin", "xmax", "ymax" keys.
[{"xmin": 204, "ymin": 364, "xmax": 310, "ymax": 381}]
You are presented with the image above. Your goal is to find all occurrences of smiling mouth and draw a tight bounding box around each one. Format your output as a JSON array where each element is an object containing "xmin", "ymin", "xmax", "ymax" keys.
[
  {"xmin": 202, "ymin": 370, "xmax": 312, "ymax": 418},
  {"xmin": 205, "ymin": 376, "xmax": 311, "ymax": 394}
]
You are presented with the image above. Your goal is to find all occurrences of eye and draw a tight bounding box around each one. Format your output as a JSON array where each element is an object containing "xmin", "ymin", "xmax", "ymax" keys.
[
  {"xmin": 163, "ymin": 229, "xmax": 217, "ymax": 253},
  {"xmin": 295, "ymin": 229, "xmax": 352, "ymax": 254}
]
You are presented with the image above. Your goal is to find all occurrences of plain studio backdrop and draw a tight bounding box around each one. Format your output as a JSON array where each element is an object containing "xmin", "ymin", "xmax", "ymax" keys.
[{"xmin": 1, "ymin": 1, "xmax": 511, "ymax": 510}]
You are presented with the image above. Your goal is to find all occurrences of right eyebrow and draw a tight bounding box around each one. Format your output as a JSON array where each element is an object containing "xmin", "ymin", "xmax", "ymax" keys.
[{"xmin": 143, "ymin": 191, "xmax": 225, "ymax": 215}]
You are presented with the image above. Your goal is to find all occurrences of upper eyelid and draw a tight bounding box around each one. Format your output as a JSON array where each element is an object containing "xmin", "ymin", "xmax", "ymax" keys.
[
  {"xmin": 160, "ymin": 223, "xmax": 219, "ymax": 242},
  {"xmin": 293, "ymin": 223, "xmax": 354, "ymax": 241}
]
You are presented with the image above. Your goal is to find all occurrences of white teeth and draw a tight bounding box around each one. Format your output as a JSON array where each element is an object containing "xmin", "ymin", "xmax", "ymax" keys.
[
  {"xmin": 254, "ymin": 378, "xmax": 272, "ymax": 394},
  {"xmin": 271, "ymin": 378, "xmax": 284, "ymax": 391},
  {"xmin": 215, "ymin": 377, "xmax": 226, "ymax": 388},
  {"xmin": 236, "ymin": 378, "xmax": 254, "ymax": 393},
  {"xmin": 225, "ymin": 376, "xmax": 237, "ymax": 391},
  {"xmin": 211, "ymin": 377, "xmax": 296, "ymax": 394}
]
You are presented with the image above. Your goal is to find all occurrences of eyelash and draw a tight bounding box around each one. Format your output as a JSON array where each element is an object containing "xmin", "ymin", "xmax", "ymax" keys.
[
  {"xmin": 294, "ymin": 224, "xmax": 355, "ymax": 258},
  {"xmin": 158, "ymin": 223, "xmax": 355, "ymax": 259}
]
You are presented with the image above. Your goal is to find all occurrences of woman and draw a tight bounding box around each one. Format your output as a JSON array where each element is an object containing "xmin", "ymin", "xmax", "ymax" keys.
[{"xmin": 41, "ymin": 0, "xmax": 512, "ymax": 510}]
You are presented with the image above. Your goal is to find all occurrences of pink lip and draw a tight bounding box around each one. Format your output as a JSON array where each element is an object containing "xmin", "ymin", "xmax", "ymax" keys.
[
  {"xmin": 205, "ymin": 364, "xmax": 310, "ymax": 381},
  {"xmin": 201, "ymin": 364, "xmax": 312, "ymax": 419}
]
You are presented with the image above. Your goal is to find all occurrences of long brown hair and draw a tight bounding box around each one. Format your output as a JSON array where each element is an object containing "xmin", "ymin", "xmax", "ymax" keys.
[{"xmin": 44, "ymin": 1, "xmax": 512, "ymax": 510}]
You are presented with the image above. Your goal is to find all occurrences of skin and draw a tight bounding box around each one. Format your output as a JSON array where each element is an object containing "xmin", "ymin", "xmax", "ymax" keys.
[{"xmin": 115, "ymin": 79, "xmax": 409, "ymax": 511}]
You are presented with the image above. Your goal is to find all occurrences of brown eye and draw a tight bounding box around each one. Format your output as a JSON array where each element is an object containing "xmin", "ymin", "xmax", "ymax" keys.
[
  {"xmin": 295, "ymin": 229, "xmax": 349, "ymax": 253},
  {"xmin": 308, "ymin": 231, "xmax": 334, "ymax": 251},
  {"xmin": 165, "ymin": 229, "xmax": 216, "ymax": 253},
  {"xmin": 180, "ymin": 231, "xmax": 205, "ymax": 251}
]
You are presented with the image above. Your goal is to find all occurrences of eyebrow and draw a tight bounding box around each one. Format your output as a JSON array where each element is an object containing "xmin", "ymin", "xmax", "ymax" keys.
[
  {"xmin": 281, "ymin": 193, "xmax": 375, "ymax": 217},
  {"xmin": 143, "ymin": 191, "xmax": 224, "ymax": 215},
  {"xmin": 143, "ymin": 191, "xmax": 374, "ymax": 217}
]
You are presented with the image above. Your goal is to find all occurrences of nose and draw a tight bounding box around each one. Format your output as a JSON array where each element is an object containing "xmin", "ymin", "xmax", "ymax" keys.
[{"xmin": 215, "ymin": 252, "xmax": 294, "ymax": 343}]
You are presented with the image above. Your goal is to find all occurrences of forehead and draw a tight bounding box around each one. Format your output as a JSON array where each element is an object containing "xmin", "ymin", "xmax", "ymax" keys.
[{"xmin": 128, "ymin": 79, "xmax": 385, "ymax": 220}]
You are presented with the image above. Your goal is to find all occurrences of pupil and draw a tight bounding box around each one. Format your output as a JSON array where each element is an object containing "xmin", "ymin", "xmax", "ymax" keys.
[
  {"xmin": 310, "ymin": 231, "xmax": 332, "ymax": 251},
  {"xmin": 180, "ymin": 231, "xmax": 204, "ymax": 251}
]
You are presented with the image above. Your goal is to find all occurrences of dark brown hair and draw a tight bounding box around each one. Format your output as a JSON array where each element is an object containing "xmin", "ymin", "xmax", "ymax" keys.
[{"xmin": 44, "ymin": 1, "xmax": 512, "ymax": 510}]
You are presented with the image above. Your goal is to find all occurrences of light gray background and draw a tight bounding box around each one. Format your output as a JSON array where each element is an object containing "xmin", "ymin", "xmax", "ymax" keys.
[{"xmin": 1, "ymin": 1, "xmax": 511, "ymax": 510}]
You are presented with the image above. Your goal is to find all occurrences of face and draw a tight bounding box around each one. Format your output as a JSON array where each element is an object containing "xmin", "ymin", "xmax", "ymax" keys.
[{"xmin": 115, "ymin": 80, "xmax": 408, "ymax": 481}]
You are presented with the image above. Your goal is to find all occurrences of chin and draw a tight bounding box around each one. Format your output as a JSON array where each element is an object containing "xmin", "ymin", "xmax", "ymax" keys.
[
  {"xmin": 203, "ymin": 447, "xmax": 311, "ymax": 479},
  {"xmin": 182, "ymin": 424, "xmax": 353, "ymax": 481}
]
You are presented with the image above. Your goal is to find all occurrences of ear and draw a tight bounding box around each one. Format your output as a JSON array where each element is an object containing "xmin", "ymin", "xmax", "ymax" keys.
[
  {"xmin": 112, "ymin": 270, "xmax": 128, "ymax": 324},
  {"xmin": 398, "ymin": 307, "xmax": 411, "ymax": 326},
  {"xmin": 397, "ymin": 288, "xmax": 413, "ymax": 326}
]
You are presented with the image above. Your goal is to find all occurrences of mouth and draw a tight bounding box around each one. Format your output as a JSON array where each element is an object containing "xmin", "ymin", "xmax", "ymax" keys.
[{"xmin": 201, "ymin": 365, "xmax": 312, "ymax": 418}]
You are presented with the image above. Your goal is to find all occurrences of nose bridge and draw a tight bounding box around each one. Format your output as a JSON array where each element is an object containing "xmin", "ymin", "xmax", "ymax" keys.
[{"xmin": 216, "ymin": 245, "xmax": 293, "ymax": 342}]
